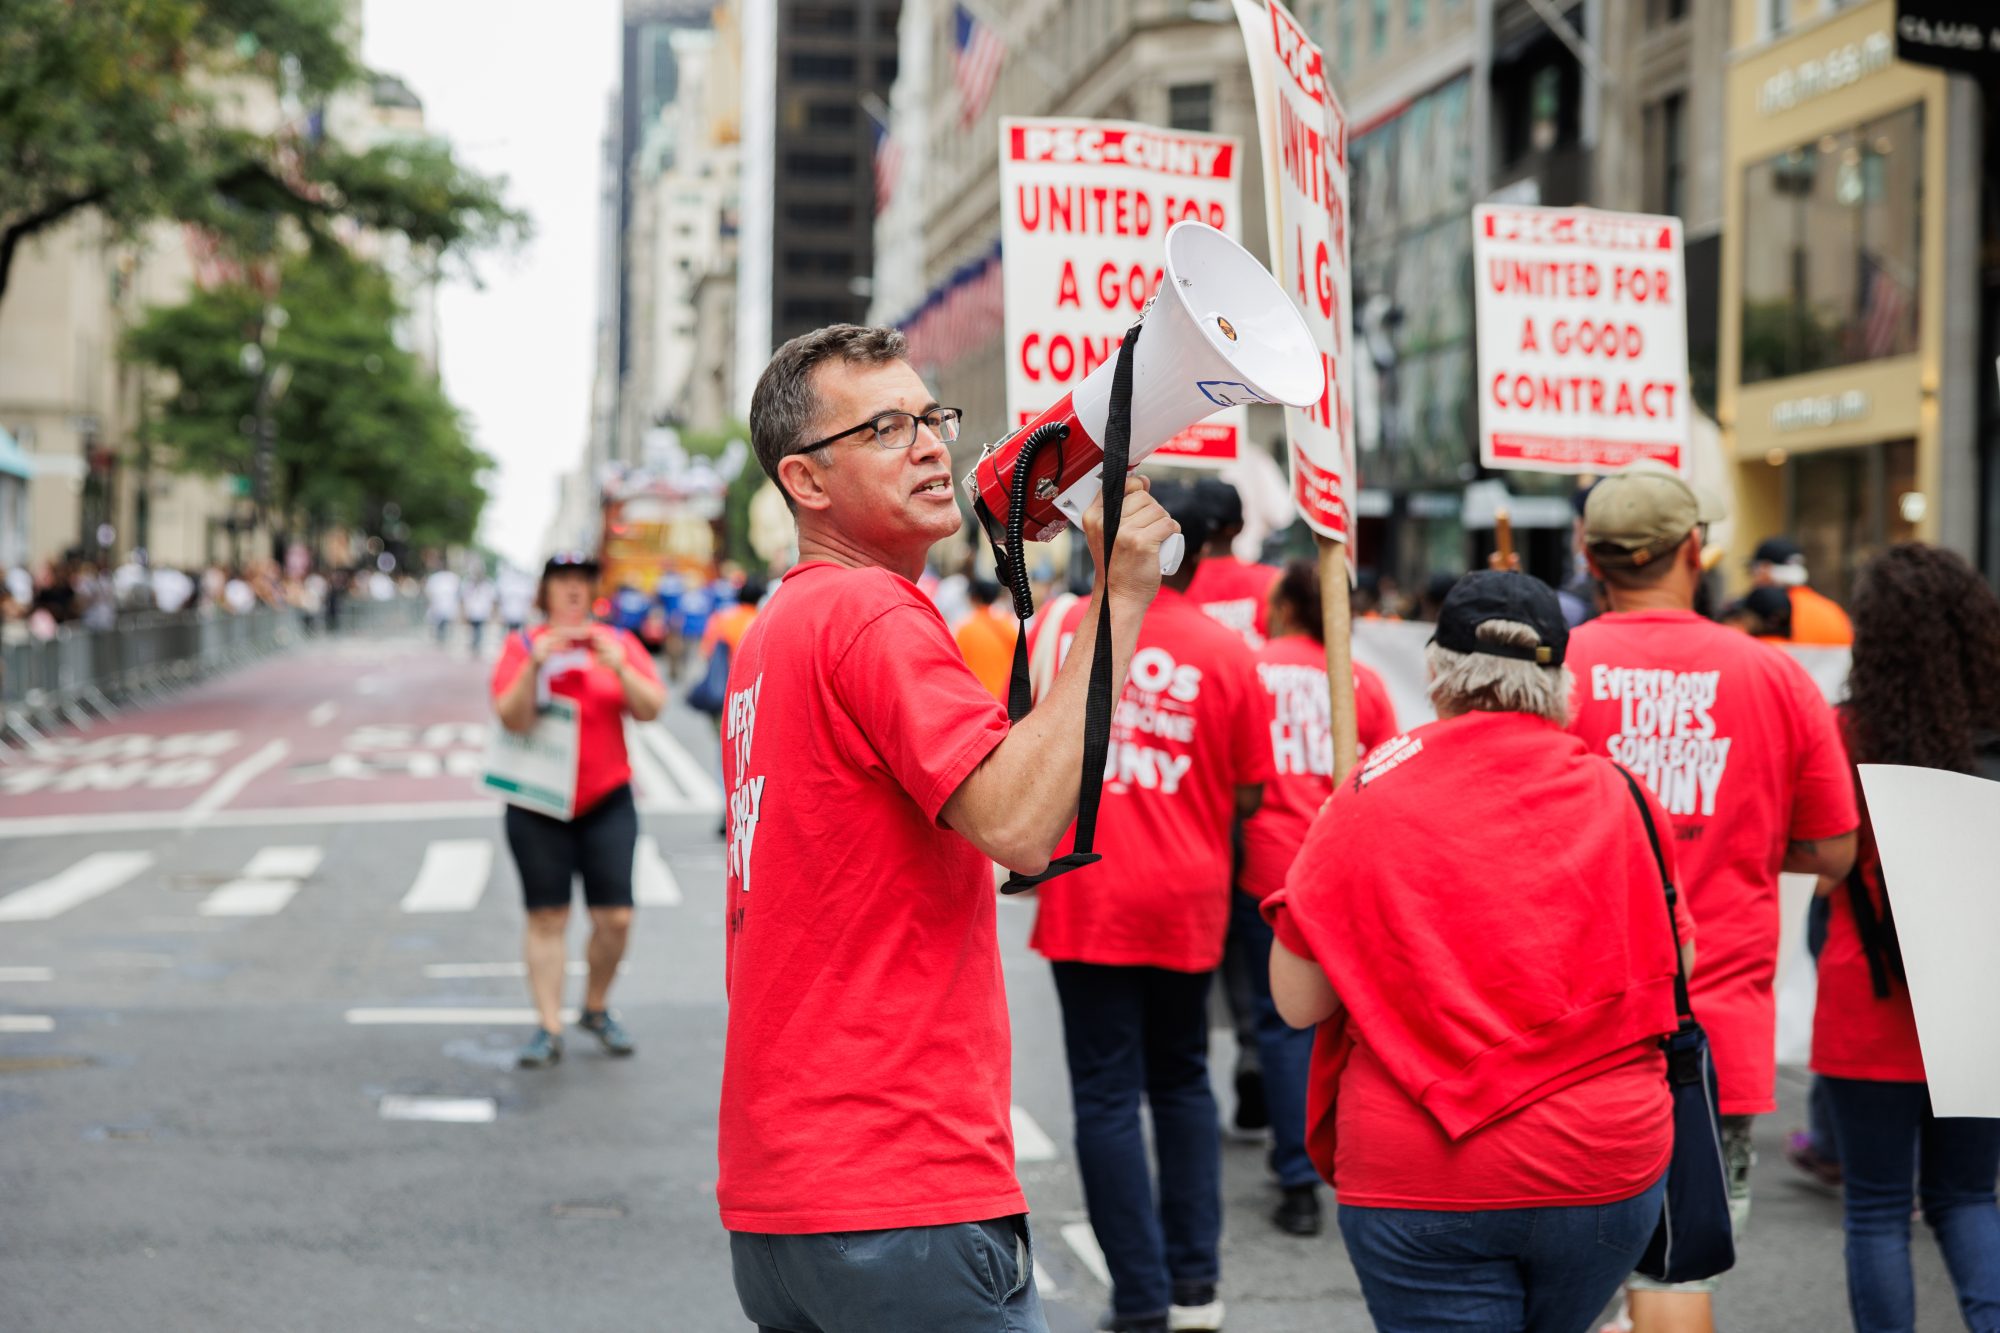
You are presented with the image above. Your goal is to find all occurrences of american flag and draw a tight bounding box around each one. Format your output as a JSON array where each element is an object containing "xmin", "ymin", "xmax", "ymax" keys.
[
  {"xmin": 1858, "ymin": 253, "xmax": 1910, "ymax": 361},
  {"xmin": 900, "ymin": 243, "xmax": 1003, "ymax": 372},
  {"xmin": 872, "ymin": 121, "xmax": 904, "ymax": 216},
  {"xmin": 954, "ymin": 4, "xmax": 1005, "ymax": 129}
]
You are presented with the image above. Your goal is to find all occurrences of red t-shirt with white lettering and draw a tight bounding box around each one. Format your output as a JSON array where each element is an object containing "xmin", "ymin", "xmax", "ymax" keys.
[
  {"xmin": 716, "ymin": 562, "xmax": 1020, "ymax": 1234},
  {"xmin": 1029, "ymin": 588, "xmax": 1273, "ymax": 972},
  {"xmin": 1187, "ymin": 555, "xmax": 1282, "ymax": 650},
  {"xmin": 1566, "ymin": 609, "xmax": 1857, "ymax": 1114},
  {"xmin": 1238, "ymin": 636, "xmax": 1399, "ymax": 901},
  {"xmin": 490, "ymin": 625, "xmax": 658, "ymax": 815}
]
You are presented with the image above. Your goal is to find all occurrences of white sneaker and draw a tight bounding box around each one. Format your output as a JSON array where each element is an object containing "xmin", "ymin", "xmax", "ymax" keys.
[{"xmin": 1168, "ymin": 1300, "xmax": 1224, "ymax": 1332}]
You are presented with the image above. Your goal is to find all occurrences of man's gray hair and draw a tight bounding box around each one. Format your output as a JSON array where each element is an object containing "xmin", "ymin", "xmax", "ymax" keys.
[
  {"xmin": 1425, "ymin": 619, "xmax": 1574, "ymax": 726},
  {"xmin": 750, "ymin": 324, "xmax": 909, "ymax": 511}
]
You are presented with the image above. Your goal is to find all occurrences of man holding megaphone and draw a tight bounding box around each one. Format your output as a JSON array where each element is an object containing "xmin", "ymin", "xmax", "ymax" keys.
[{"xmin": 717, "ymin": 323, "xmax": 1177, "ymax": 1333}]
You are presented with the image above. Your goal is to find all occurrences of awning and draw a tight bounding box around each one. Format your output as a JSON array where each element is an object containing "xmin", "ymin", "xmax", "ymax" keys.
[{"xmin": 0, "ymin": 425, "xmax": 31, "ymax": 481}]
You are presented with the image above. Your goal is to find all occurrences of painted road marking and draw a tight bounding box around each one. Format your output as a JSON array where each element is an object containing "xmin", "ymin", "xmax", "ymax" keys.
[
  {"xmin": 307, "ymin": 701, "xmax": 339, "ymax": 727},
  {"xmin": 0, "ymin": 852, "xmax": 155, "ymax": 923},
  {"xmin": 0, "ymin": 967, "xmax": 54, "ymax": 982},
  {"xmin": 180, "ymin": 739, "xmax": 290, "ymax": 828},
  {"xmin": 198, "ymin": 845, "xmax": 322, "ymax": 917},
  {"xmin": 242, "ymin": 846, "xmax": 324, "ymax": 880},
  {"xmin": 345, "ymin": 1007, "xmax": 579, "ymax": 1025},
  {"xmin": 624, "ymin": 720, "xmax": 687, "ymax": 813},
  {"xmin": 1034, "ymin": 1262, "xmax": 1055, "ymax": 1298},
  {"xmin": 639, "ymin": 724, "xmax": 725, "ymax": 810},
  {"xmin": 399, "ymin": 840, "xmax": 494, "ymax": 914},
  {"xmin": 635, "ymin": 836, "xmax": 682, "ymax": 906},
  {"xmin": 1012, "ymin": 1105, "xmax": 1059, "ymax": 1163},
  {"xmin": 0, "ymin": 801, "xmax": 504, "ymax": 839},
  {"xmin": 0, "ymin": 1016, "xmax": 56, "ymax": 1034},
  {"xmin": 378, "ymin": 1094, "xmax": 497, "ymax": 1124},
  {"xmin": 423, "ymin": 961, "xmax": 605, "ymax": 979},
  {"xmin": 1060, "ymin": 1222, "xmax": 1111, "ymax": 1289},
  {"xmin": 198, "ymin": 880, "xmax": 301, "ymax": 917}
]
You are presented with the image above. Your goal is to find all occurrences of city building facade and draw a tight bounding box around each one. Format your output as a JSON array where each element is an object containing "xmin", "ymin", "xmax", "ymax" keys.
[{"xmin": 1719, "ymin": 0, "xmax": 1994, "ymax": 596}]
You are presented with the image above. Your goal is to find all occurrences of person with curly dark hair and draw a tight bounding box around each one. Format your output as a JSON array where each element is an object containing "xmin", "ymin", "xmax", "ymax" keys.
[{"xmin": 1813, "ymin": 542, "xmax": 2000, "ymax": 1333}]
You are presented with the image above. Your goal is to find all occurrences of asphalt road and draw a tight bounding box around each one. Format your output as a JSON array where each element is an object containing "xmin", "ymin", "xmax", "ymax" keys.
[{"xmin": 0, "ymin": 628, "xmax": 1968, "ymax": 1331}]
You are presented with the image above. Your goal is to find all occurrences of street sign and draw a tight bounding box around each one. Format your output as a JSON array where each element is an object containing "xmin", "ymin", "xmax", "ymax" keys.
[
  {"xmin": 1472, "ymin": 203, "xmax": 1691, "ymax": 475},
  {"xmin": 1232, "ymin": 0, "xmax": 1353, "ymax": 542},
  {"xmin": 999, "ymin": 116, "xmax": 1246, "ymax": 468},
  {"xmin": 1895, "ymin": 0, "xmax": 2000, "ymax": 80}
]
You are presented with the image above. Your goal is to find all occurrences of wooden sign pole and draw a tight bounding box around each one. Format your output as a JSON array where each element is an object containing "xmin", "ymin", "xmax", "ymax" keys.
[{"xmin": 1317, "ymin": 534, "xmax": 1359, "ymax": 786}]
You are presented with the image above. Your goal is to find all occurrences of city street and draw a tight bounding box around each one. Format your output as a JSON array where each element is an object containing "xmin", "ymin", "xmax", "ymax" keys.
[{"xmin": 0, "ymin": 631, "xmax": 1968, "ymax": 1332}]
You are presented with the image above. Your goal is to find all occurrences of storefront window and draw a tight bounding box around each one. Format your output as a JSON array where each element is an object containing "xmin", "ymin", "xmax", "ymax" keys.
[
  {"xmin": 1740, "ymin": 102, "xmax": 1923, "ymax": 385},
  {"xmin": 1788, "ymin": 438, "xmax": 1919, "ymax": 602},
  {"xmin": 1350, "ymin": 74, "xmax": 1473, "ymax": 490}
]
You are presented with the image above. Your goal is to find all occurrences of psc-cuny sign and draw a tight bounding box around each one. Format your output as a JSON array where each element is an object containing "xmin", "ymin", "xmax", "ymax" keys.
[
  {"xmin": 1472, "ymin": 204, "xmax": 1691, "ymax": 475},
  {"xmin": 999, "ymin": 116, "xmax": 1245, "ymax": 466},
  {"xmin": 1232, "ymin": 0, "xmax": 1354, "ymax": 541}
]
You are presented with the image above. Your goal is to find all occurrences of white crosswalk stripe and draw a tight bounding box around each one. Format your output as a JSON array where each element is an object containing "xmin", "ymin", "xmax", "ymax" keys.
[
  {"xmin": 635, "ymin": 836, "xmax": 682, "ymax": 906},
  {"xmin": 198, "ymin": 845, "xmax": 323, "ymax": 917},
  {"xmin": 399, "ymin": 840, "xmax": 494, "ymax": 913},
  {"xmin": 0, "ymin": 851, "xmax": 155, "ymax": 923}
]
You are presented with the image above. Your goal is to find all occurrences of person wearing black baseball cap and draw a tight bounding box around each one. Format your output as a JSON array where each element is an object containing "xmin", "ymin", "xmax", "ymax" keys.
[
  {"xmin": 1259, "ymin": 570, "xmax": 1688, "ymax": 1331},
  {"xmin": 490, "ymin": 550, "xmax": 667, "ymax": 1069},
  {"xmin": 1566, "ymin": 471, "xmax": 1857, "ymax": 1333}
]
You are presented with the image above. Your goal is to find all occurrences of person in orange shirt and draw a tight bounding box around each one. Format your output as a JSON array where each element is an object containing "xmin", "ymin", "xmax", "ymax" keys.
[
  {"xmin": 1750, "ymin": 537, "xmax": 1852, "ymax": 646},
  {"xmin": 953, "ymin": 577, "xmax": 1018, "ymax": 701},
  {"xmin": 701, "ymin": 575, "xmax": 767, "ymax": 661}
]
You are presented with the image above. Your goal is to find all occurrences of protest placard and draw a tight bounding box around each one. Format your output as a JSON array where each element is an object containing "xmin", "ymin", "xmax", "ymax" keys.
[
  {"xmin": 1472, "ymin": 203, "xmax": 1691, "ymax": 474},
  {"xmin": 999, "ymin": 117, "xmax": 1245, "ymax": 466},
  {"xmin": 1232, "ymin": 0, "xmax": 1353, "ymax": 542}
]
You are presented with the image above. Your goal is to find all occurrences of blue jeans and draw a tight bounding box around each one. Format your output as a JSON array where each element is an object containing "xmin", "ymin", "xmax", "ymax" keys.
[
  {"xmin": 1338, "ymin": 1175, "xmax": 1665, "ymax": 1333},
  {"xmin": 1821, "ymin": 1076, "xmax": 2000, "ymax": 1333},
  {"xmin": 1051, "ymin": 962, "xmax": 1221, "ymax": 1322},
  {"xmin": 730, "ymin": 1216, "xmax": 1046, "ymax": 1332},
  {"xmin": 1231, "ymin": 888, "xmax": 1318, "ymax": 1189}
]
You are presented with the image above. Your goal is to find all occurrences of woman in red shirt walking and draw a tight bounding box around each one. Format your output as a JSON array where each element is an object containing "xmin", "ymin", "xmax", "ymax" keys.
[
  {"xmin": 1813, "ymin": 543, "xmax": 2000, "ymax": 1332},
  {"xmin": 491, "ymin": 553, "xmax": 666, "ymax": 1068},
  {"xmin": 1265, "ymin": 572, "xmax": 1688, "ymax": 1333}
]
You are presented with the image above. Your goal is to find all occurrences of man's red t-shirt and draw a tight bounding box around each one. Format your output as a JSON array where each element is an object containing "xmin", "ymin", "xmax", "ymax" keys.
[
  {"xmin": 1813, "ymin": 717, "xmax": 1922, "ymax": 1082},
  {"xmin": 1566, "ymin": 609, "xmax": 1857, "ymax": 1115},
  {"xmin": 490, "ymin": 625, "xmax": 658, "ymax": 815},
  {"xmin": 1238, "ymin": 636, "xmax": 1398, "ymax": 901},
  {"xmin": 716, "ymin": 562, "xmax": 1021, "ymax": 1234},
  {"xmin": 1265, "ymin": 710, "xmax": 1689, "ymax": 1207},
  {"xmin": 1028, "ymin": 588, "xmax": 1273, "ymax": 972},
  {"xmin": 1186, "ymin": 554, "xmax": 1282, "ymax": 650}
]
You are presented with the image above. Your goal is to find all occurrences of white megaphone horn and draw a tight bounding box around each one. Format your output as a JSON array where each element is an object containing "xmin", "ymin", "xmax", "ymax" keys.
[{"xmin": 967, "ymin": 221, "xmax": 1324, "ymax": 576}]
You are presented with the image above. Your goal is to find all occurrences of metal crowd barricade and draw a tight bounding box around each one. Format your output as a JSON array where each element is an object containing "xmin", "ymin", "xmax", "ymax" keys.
[{"xmin": 0, "ymin": 593, "xmax": 425, "ymax": 749}]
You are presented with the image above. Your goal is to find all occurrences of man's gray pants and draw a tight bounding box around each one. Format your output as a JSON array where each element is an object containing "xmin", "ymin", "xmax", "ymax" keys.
[{"xmin": 731, "ymin": 1214, "xmax": 1047, "ymax": 1332}]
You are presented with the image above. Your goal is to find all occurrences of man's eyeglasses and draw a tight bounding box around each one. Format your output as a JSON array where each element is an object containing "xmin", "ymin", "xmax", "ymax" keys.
[{"xmin": 792, "ymin": 407, "xmax": 963, "ymax": 457}]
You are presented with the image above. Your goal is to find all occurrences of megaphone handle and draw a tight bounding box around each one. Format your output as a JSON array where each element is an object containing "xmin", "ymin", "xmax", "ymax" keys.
[{"xmin": 1159, "ymin": 532, "xmax": 1184, "ymax": 577}]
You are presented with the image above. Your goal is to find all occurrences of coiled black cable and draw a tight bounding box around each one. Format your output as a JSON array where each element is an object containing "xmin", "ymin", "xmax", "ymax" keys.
[{"xmin": 994, "ymin": 419, "xmax": 1070, "ymax": 628}]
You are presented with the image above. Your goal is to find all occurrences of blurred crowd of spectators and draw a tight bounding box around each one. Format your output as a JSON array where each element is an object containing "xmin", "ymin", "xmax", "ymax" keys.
[{"xmin": 0, "ymin": 553, "xmax": 416, "ymax": 643}]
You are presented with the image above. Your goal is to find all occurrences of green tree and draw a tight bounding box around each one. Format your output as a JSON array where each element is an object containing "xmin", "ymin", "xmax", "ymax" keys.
[
  {"xmin": 0, "ymin": 0, "xmax": 527, "ymax": 309},
  {"xmin": 124, "ymin": 247, "xmax": 491, "ymax": 548}
]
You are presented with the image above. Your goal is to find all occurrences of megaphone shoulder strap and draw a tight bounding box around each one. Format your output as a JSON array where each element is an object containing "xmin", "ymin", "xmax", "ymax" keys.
[{"xmin": 997, "ymin": 321, "xmax": 1140, "ymax": 893}]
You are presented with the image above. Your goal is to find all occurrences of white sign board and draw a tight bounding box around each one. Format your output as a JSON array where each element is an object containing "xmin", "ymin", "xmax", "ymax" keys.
[
  {"xmin": 1472, "ymin": 204, "xmax": 1691, "ymax": 475},
  {"xmin": 1233, "ymin": 0, "xmax": 1353, "ymax": 541},
  {"xmin": 481, "ymin": 697, "xmax": 579, "ymax": 821},
  {"xmin": 1000, "ymin": 117, "xmax": 1245, "ymax": 467},
  {"xmin": 1857, "ymin": 763, "xmax": 2000, "ymax": 1118}
]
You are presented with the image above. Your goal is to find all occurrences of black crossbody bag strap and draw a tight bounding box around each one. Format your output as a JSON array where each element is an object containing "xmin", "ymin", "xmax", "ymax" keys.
[
  {"xmin": 997, "ymin": 322, "xmax": 1141, "ymax": 893},
  {"xmin": 1616, "ymin": 765, "xmax": 1693, "ymax": 1024}
]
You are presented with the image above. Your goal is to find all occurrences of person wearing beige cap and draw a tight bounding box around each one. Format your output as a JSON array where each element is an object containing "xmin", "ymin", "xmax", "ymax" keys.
[{"xmin": 1565, "ymin": 465, "xmax": 1859, "ymax": 1333}]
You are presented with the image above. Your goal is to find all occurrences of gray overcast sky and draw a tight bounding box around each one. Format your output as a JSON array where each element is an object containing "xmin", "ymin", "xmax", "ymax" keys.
[{"xmin": 359, "ymin": 0, "xmax": 619, "ymax": 569}]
